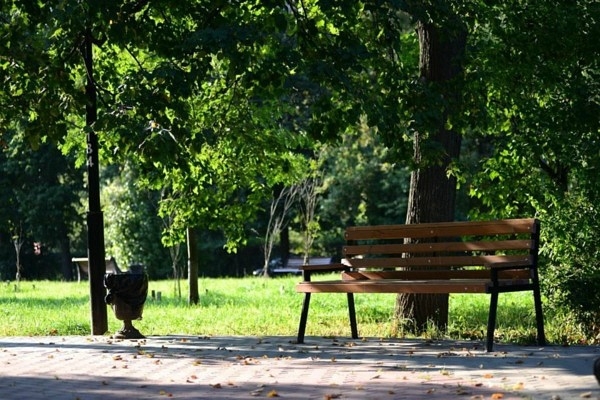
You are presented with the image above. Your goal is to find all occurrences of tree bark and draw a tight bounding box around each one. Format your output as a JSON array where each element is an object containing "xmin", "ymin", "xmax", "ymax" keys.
[
  {"xmin": 395, "ymin": 20, "xmax": 466, "ymax": 333},
  {"xmin": 59, "ymin": 235, "xmax": 74, "ymax": 281},
  {"xmin": 187, "ymin": 227, "xmax": 199, "ymax": 305}
]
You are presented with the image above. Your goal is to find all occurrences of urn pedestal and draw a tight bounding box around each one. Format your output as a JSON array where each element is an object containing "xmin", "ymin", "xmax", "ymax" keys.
[{"xmin": 104, "ymin": 266, "xmax": 148, "ymax": 339}]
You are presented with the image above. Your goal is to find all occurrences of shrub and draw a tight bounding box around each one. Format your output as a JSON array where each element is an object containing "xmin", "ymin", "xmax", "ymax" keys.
[{"xmin": 539, "ymin": 192, "xmax": 600, "ymax": 341}]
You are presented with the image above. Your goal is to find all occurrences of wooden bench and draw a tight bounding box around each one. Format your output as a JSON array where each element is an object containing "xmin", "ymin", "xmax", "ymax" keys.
[
  {"xmin": 72, "ymin": 257, "xmax": 122, "ymax": 282},
  {"xmin": 296, "ymin": 218, "xmax": 546, "ymax": 352}
]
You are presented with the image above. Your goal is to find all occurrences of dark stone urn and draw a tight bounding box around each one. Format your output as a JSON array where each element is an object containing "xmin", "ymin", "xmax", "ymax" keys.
[{"xmin": 104, "ymin": 264, "xmax": 148, "ymax": 339}]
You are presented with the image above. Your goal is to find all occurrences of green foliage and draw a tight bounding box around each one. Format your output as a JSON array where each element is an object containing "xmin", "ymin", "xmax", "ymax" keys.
[
  {"xmin": 463, "ymin": 0, "xmax": 600, "ymax": 337},
  {"xmin": 537, "ymin": 194, "xmax": 600, "ymax": 340},
  {"xmin": 319, "ymin": 120, "xmax": 411, "ymax": 229},
  {"xmin": 102, "ymin": 163, "xmax": 172, "ymax": 278},
  {"xmin": 0, "ymin": 132, "xmax": 84, "ymax": 280}
]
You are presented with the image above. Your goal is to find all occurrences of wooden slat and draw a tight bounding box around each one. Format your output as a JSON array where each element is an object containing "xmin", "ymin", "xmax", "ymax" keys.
[
  {"xmin": 296, "ymin": 280, "xmax": 487, "ymax": 294},
  {"xmin": 346, "ymin": 255, "xmax": 533, "ymax": 269},
  {"xmin": 296, "ymin": 279, "xmax": 529, "ymax": 294},
  {"xmin": 341, "ymin": 269, "xmax": 531, "ymax": 281},
  {"xmin": 344, "ymin": 239, "xmax": 533, "ymax": 257},
  {"xmin": 345, "ymin": 218, "xmax": 536, "ymax": 241}
]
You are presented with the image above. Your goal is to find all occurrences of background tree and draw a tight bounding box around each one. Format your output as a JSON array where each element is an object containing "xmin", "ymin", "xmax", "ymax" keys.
[
  {"xmin": 297, "ymin": 170, "xmax": 323, "ymax": 265},
  {"xmin": 102, "ymin": 163, "xmax": 171, "ymax": 277},
  {"xmin": 262, "ymin": 185, "xmax": 299, "ymax": 276},
  {"xmin": 187, "ymin": 227, "xmax": 199, "ymax": 305},
  {"xmin": 0, "ymin": 134, "xmax": 84, "ymax": 281}
]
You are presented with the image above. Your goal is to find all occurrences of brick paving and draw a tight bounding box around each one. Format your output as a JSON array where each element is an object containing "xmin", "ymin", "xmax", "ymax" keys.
[{"xmin": 0, "ymin": 335, "xmax": 599, "ymax": 399}]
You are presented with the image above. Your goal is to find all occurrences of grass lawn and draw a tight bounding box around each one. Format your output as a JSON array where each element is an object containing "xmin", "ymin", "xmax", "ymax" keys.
[{"xmin": 0, "ymin": 276, "xmax": 586, "ymax": 345}]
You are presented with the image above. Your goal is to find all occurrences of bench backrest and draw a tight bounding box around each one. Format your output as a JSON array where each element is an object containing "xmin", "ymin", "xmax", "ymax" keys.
[{"xmin": 342, "ymin": 218, "xmax": 540, "ymax": 280}]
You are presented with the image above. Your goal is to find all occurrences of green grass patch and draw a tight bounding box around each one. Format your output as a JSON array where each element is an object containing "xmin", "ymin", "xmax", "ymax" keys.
[{"xmin": 0, "ymin": 277, "xmax": 588, "ymax": 345}]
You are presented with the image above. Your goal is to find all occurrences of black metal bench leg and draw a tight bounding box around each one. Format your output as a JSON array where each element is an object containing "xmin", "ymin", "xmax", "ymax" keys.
[
  {"xmin": 297, "ymin": 293, "xmax": 311, "ymax": 344},
  {"xmin": 533, "ymin": 285, "xmax": 546, "ymax": 346},
  {"xmin": 486, "ymin": 291, "xmax": 499, "ymax": 352},
  {"xmin": 347, "ymin": 293, "xmax": 358, "ymax": 339}
]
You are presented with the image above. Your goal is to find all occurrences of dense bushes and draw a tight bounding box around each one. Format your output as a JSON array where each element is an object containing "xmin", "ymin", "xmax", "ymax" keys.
[{"xmin": 538, "ymin": 193, "xmax": 600, "ymax": 341}]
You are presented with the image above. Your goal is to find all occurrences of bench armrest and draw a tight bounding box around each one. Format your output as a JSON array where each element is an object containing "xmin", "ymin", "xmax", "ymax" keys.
[{"xmin": 299, "ymin": 263, "xmax": 349, "ymax": 272}]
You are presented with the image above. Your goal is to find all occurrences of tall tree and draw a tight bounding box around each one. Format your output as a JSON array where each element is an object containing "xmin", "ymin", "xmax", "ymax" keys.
[{"xmin": 396, "ymin": 8, "xmax": 467, "ymax": 332}]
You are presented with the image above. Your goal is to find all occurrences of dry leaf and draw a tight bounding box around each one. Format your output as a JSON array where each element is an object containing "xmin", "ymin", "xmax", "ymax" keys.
[
  {"xmin": 250, "ymin": 387, "xmax": 265, "ymax": 396},
  {"xmin": 324, "ymin": 394, "xmax": 342, "ymax": 399},
  {"xmin": 513, "ymin": 382, "xmax": 525, "ymax": 390},
  {"xmin": 580, "ymin": 392, "xmax": 593, "ymax": 398},
  {"xmin": 267, "ymin": 389, "xmax": 279, "ymax": 397},
  {"xmin": 483, "ymin": 373, "xmax": 494, "ymax": 379},
  {"xmin": 455, "ymin": 388, "xmax": 470, "ymax": 395},
  {"xmin": 211, "ymin": 383, "xmax": 222, "ymax": 389},
  {"xmin": 491, "ymin": 393, "xmax": 504, "ymax": 399}
]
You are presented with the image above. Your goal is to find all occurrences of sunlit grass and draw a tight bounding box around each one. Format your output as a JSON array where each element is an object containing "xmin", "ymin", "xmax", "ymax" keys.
[{"xmin": 0, "ymin": 277, "xmax": 587, "ymax": 345}]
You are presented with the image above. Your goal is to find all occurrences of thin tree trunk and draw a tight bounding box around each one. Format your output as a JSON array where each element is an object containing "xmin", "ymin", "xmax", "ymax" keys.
[
  {"xmin": 395, "ymin": 20, "xmax": 466, "ymax": 333},
  {"xmin": 280, "ymin": 226, "xmax": 290, "ymax": 267},
  {"xmin": 59, "ymin": 235, "xmax": 74, "ymax": 281},
  {"xmin": 187, "ymin": 227, "xmax": 199, "ymax": 305}
]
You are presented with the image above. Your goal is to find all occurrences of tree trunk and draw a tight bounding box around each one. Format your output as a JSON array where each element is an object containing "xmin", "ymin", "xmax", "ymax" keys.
[
  {"xmin": 59, "ymin": 235, "xmax": 74, "ymax": 281},
  {"xmin": 187, "ymin": 227, "xmax": 199, "ymax": 305},
  {"xmin": 395, "ymin": 20, "xmax": 466, "ymax": 334},
  {"xmin": 280, "ymin": 226, "xmax": 290, "ymax": 266}
]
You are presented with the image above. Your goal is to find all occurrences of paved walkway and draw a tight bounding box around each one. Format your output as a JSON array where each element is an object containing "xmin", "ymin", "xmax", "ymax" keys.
[{"xmin": 0, "ymin": 335, "xmax": 599, "ymax": 399}]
